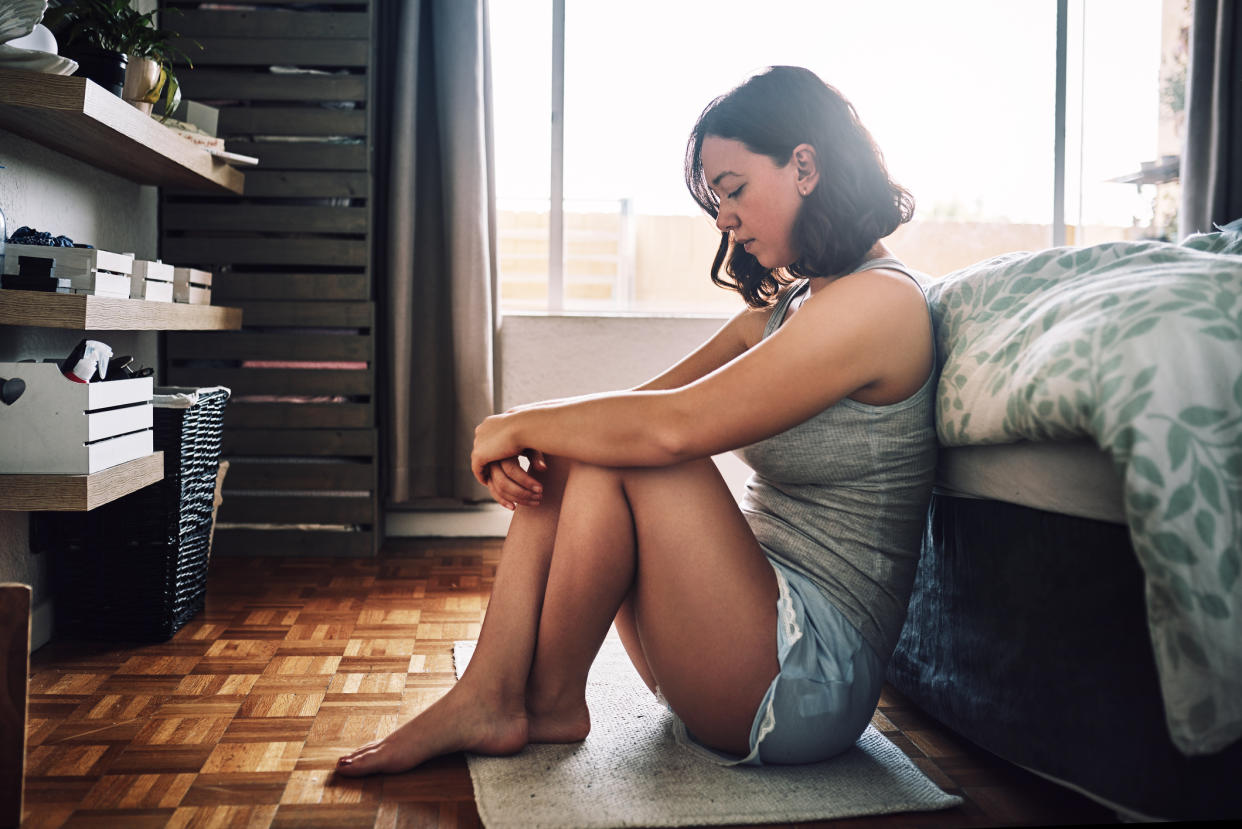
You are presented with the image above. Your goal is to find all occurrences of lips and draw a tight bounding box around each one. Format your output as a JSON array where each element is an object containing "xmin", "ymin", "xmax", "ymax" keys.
[{"xmin": 738, "ymin": 238, "xmax": 755, "ymax": 252}]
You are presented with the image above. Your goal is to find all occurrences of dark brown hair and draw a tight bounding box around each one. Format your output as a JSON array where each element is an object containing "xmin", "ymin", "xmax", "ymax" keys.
[{"xmin": 685, "ymin": 66, "xmax": 914, "ymax": 307}]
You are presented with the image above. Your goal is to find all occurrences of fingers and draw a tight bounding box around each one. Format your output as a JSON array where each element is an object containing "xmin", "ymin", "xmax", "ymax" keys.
[
  {"xmin": 503, "ymin": 456, "xmax": 543, "ymax": 494},
  {"xmin": 486, "ymin": 460, "xmax": 543, "ymax": 510}
]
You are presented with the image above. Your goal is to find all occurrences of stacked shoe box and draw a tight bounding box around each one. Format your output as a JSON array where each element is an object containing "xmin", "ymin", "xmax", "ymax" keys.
[
  {"xmin": 1, "ymin": 245, "xmax": 133, "ymax": 297},
  {"xmin": 130, "ymin": 259, "xmax": 175, "ymax": 302},
  {"xmin": 173, "ymin": 267, "xmax": 213, "ymax": 304}
]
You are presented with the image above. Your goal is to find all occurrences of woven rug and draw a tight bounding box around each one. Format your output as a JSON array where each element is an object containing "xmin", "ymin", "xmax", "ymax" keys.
[{"xmin": 453, "ymin": 638, "xmax": 962, "ymax": 829}]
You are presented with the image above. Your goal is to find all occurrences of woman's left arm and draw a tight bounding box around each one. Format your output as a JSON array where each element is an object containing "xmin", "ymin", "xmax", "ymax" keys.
[{"xmin": 471, "ymin": 271, "xmax": 931, "ymax": 484}]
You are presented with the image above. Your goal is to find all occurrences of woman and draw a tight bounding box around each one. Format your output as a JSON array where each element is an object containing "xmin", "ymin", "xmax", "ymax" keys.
[{"xmin": 337, "ymin": 65, "xmax": 935, "ymax": 774}]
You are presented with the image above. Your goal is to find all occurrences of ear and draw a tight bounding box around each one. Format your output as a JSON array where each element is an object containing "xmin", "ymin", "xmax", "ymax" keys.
[{"xmin": 791, "ymin": 143, "xmax": 819, "ymax": 196}]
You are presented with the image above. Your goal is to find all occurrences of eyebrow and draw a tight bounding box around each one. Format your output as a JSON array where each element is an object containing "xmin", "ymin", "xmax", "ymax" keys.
[{"xmin": 710, "ymin": 171, "xmax": 740, "ymax": 187}]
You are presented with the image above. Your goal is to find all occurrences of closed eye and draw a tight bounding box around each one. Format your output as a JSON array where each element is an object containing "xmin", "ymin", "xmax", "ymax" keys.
[{"xmin": 727, "ymin": 184, "xmax": 745, "ymax": 199}]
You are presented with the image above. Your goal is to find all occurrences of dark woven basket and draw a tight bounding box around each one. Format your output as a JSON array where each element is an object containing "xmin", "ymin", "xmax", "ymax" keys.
[{"xmin": 50, "ymin": 387, "xmax": 229, "ymax": 642}]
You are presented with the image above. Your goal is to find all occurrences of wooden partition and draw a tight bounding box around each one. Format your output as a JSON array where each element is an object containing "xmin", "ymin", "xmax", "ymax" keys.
[{"xmin": 160, "ymin": 0, "xmax": 379, "ymax": 557}]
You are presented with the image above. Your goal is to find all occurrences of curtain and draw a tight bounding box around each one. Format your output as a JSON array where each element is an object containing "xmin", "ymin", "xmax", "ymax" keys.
[
  {"xmin": 1180, "ymin": 0, "xmax": 1242, "ymax": 237},
  {"xmin": 376, "ymin": 0, "xmax": 497, "ymax": 504}
]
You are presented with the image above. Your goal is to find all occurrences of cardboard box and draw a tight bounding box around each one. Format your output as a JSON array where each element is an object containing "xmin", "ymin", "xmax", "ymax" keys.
[{"xmin": 0, "ymin": 362, "xmax": 154, "ymax": 474}]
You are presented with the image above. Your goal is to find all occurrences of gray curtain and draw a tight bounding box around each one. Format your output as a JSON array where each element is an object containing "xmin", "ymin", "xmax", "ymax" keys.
[
  {"xmin": 377, "ymin": 0, "xmax": 497, "ymax": 503},
  {"xmin": 1180, "ymin": 0, "xmax": 1242, "ymax": 236}
]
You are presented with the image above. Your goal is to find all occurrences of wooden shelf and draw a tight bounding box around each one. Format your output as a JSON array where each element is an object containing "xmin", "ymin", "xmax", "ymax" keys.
[
  {"xmin": 0, "ymin": 452, "xmax": 163, "ymax": 512},
  {"xmin": 0, "ymin": 290, "xmax": 242, "ymax": 330},
  {"xmin": 0, "ymin": 68, "xmax": 243, "ymax": 194}
]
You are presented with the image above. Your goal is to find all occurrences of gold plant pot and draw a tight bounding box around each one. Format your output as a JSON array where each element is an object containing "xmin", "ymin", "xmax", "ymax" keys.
[{"xmin": 121, "ymin": 55, "xmax": 164, "ymax": 115}]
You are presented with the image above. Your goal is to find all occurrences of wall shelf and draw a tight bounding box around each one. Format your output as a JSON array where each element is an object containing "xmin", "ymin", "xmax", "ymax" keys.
[
  {"xmin": 0, "ymin": 452, "xmax": 163, "ymax": 512},
  {"xmin": 0, "ymin": 68, "xmax": 243, "ymax": 194},
  {"xmin": 0, "ymin": 290, "xmax": 242, "ymax": 331}
]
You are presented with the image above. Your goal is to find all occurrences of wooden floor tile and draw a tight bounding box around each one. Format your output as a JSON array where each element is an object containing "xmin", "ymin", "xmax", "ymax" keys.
[
  {"xmin": 166, "ymin": 804, "xmax": 278, "ymax": 829},
  {"xmin": 22, "ymin": 541, "xmax": 1120, "ymax": 828},
  {"xmin": 180, "ymin": 772, "xmax": 291, "ymax": 806},
  {"xmin": 78, "ymin": 773, "xmax": 195, "ymax": 809}
]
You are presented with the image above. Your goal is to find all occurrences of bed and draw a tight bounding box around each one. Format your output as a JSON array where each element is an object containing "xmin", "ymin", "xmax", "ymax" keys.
[{"xmin": 886, "ymin": 225, "xmax": 1242, "ymax": 820}]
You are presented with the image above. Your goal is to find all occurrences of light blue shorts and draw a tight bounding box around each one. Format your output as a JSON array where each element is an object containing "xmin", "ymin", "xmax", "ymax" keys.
[{"xmin": 669, "ymin": 557, "xmax": 885, "ymax": 766}]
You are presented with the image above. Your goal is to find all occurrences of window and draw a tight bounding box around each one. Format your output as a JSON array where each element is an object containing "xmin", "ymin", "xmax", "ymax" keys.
[{"xmin": 491, "ymin": 0, "xmax": 1184, "ymax": 313}]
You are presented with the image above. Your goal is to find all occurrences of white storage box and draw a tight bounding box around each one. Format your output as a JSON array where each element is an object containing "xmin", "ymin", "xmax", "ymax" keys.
[
  {"xmin": 3, "ymin": 244, "xmax": 134, "ymax": 277},
  {"xmin": 65, "ymin": 271, "xmax": 132, "ymax": 298},
  {"xmin": 130, "ymin": 260, "xmax": 175, "ymax": 302},
  {"xmin": 173, "ymin": 267, "xmax": 213, "ymax": 304},
  {"xmin": 0, "ymin": 362, "xmax": 154, "ymax": 474}
]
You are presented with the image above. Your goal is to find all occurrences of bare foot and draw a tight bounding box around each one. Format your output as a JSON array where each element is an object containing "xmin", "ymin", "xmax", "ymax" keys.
[
  {"xmin": 336, "ymin": 685, "xmax": 529, "ymax": 777},
  {"xmin": 527, "ymin": 698, "xmax": 591, "ymax": 744}
]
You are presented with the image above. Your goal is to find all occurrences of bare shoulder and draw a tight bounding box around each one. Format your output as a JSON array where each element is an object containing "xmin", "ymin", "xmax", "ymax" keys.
[{"xmin": 809, "ymin": 265, "xmax": 927, "ymax": 323}]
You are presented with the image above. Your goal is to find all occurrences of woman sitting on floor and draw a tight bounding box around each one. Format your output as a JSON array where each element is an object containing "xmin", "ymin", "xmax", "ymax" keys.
[{"xmin": 338, "ymin": 65, "xmax": 936, "ymax": 774}]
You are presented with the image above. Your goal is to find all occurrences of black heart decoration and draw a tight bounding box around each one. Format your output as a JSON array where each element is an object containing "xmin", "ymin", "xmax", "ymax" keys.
[{"xmin": 1, "ymin": 377, "xmax": 26, "ymax": 405}]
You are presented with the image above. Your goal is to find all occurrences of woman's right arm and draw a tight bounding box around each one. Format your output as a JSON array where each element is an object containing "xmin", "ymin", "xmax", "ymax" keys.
[{"xmin": 483, "ymin": 304, "xmax": 770, "ymax": 508}]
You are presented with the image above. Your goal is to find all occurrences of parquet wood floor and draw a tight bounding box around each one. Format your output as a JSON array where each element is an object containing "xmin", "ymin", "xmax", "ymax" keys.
[{"xmin": 22, "ymin": 538, "xmax": 1120, "ymax": 828}]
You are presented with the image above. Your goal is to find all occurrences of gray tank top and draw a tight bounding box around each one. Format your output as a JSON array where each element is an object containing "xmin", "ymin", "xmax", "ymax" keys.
[{"xmin": 735, "ymin": 257, "xmax": 937, "ymax": 659}]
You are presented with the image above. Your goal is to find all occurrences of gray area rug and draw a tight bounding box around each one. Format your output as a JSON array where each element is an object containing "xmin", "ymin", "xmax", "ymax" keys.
[{"xmin": 454, "ymin": 638, "xmax": 962, "ymax": 828}]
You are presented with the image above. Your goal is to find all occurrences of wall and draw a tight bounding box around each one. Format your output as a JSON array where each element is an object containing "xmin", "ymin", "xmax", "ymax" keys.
[{"xmin": 1, "ymin": 124, "xmax": 160, "ymax": 647}]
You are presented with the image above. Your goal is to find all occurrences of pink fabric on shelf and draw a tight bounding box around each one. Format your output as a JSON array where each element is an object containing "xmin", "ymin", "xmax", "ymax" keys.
[{"xmin": 241, "ymin": 361, "xmax": 367, "ymax": 370}]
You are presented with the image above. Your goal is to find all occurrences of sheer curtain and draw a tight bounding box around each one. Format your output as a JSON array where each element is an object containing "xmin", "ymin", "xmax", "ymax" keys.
[
  {"xmin": 1180, "ymin": 0, "xmax": 1242, "ymax": 236},
  {"xmin": 375, "ymin": 0, "xmax": 498, "ymax": 504}
]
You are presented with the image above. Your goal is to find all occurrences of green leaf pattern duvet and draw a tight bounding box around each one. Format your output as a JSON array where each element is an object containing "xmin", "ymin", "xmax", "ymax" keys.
[{"xmin": 926, "ymin": 229, "xmax": 1242, "ymax": 756}]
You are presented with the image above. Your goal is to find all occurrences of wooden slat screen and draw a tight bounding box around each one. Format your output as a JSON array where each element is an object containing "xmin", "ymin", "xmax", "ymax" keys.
[{"xmin": 161, "ymin": 0, "xmax": 378, "ymax": 557}]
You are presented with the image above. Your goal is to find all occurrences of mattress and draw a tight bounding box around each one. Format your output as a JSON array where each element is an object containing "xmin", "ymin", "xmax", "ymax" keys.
[{"xmin": 934, "ymin": 439, "xmax": 1124, "ymax": 524}]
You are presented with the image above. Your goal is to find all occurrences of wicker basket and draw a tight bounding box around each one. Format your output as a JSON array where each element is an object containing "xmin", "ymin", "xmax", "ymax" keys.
[{"xmin": 50, "ymin": 387, "xmax": 229, "ymax": 642}]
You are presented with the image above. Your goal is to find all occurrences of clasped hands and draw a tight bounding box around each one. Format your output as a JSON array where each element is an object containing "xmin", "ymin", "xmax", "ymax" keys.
[{"xmin": 472, "ymin": 410, "xmax": 547, "ymax": 510}]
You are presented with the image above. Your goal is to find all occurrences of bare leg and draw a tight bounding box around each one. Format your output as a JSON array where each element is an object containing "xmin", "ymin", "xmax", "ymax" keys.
[
  {"xmin": 337, "ymin": 456, "xmax": 779, "ymax": 773},
  {"xmin": 335, "ymin": 459, "xmax": 572, "ymax": 775},
  {"xmin": 526, "ymin": 459, "xmax": 779, "ymax": 755}
]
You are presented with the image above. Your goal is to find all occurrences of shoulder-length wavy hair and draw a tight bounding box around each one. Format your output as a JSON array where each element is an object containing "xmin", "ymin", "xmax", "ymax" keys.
[{"xmin": 685, "ymin": 66, "xmax": 915, "ymax": 308}]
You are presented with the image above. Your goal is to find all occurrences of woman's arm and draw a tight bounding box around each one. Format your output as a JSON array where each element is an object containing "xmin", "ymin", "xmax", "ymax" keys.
[
  {"xmin": 472, "ymin": 270, "xmax": 932, "ymax": 482},
  {"xmin": 479, "ymin": 302, "xmax": 769, "ymax": 505}
]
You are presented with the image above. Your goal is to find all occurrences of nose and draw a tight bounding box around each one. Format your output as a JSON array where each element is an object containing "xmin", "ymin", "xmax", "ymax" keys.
[{"xmin": 715, "ymin": 204, "xmax": 737, "ymax": 233}]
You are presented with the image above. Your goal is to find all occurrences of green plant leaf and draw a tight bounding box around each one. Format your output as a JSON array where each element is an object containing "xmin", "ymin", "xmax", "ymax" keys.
[
  {"xmin": 1178, "ymin": 632, "xmax": 1210, "ymax": 667},
  {"xmin": 1099, "ymin": 375, "xmax": 1125, "ymax": 403},
  {"xmin": 1203, "ymin": 325, "xmax": 1240, "ymax": 341},
  {"xmin": 1223, "ymin": 453, "xmax": 1242, "ymax": 477},
  {"xmin": 1122, "ymin": 317, "xmax": 1161, "ymax": 340},
  {"xmin": 1163, "ymin": 483, "xmax": 1196, "ymax": 520},
  {"xmin": 1128, "ymin": 491, "xmax": 1160, "ymax": 513},
  {"xmin": 1219, "ymin": 547, "xmax": 1240, "ymax": 591},
  {"xmin": 1180, "ymin": 406, "xmax": 1228, "ymax": 426},
  {"xmin": 1170, "ymin": 571, "xmax": 1195, "ymax": 610},
  {"xmin": 1114, "ymin": 394, "xmax": 1152, "ymax": 429},
  {"xmin": 1195, "ymin": 591, "xmax": 1229, "ymax": 619},
  {"xmin": 1234, "ymin": 374, "xmax": 1242, "ymax": 407},
  {"xmin": 1132, "ymin": 455, "xmax": 1165, "ymax": 487},
  {"xmin": 1153, "ymin": 532, "xmax": 1197, "ymax": 564},
  {"xmin": 1167, "ymin": 424, "xmax": 1192, "ymax": 470},
  {"xmin": 1131, "ymin": 366, "xmax": 1158, "ymax": 391},
  {"xmin": 1197, "ymin": 467, "xmax": 1222, "ymax": 510},
  {"xmin": 1195, "ymin": 509, "xmax": 1216, "ymax": 547},
  {"xmin": 1186, "ymin": 307, "xmax": 1223, "ymax": 320},
  {"xmin": 1047, "ymin": 358, "xmax": 1072, "ymax": 377}
]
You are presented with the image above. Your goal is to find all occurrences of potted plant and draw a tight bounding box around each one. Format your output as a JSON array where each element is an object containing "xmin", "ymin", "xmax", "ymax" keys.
[{"xmin": 43, "ymin": 0, "xmax": 199, "ymax": 116}]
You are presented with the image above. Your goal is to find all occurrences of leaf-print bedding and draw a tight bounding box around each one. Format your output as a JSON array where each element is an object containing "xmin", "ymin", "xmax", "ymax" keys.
[{"xmin": 927, "ymin": 227, "xmax": 1242, "ymax": 757}]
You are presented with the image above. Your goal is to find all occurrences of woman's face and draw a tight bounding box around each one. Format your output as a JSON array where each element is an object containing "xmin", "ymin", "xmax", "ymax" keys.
[{"xmin": 699, "ymin": 135, "xmax": 808, "ymax": 269}]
